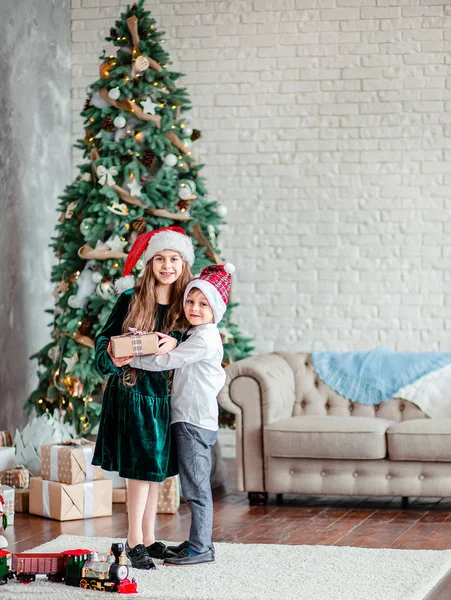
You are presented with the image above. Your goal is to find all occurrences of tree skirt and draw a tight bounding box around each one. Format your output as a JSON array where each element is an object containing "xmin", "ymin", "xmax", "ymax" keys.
[{"xmin": 3, "ymin": 534, "xmax": 451, "ymax": 600}]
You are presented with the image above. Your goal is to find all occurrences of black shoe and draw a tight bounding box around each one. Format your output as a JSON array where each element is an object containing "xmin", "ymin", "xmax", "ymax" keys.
[
  {"xmin": 167, "ymin": 540, "xmax": 189, "ymax": 554},
  {"xmin": 164, "ymin": 547, "xmax": 215, "ymax": 567},
  {"xmin": 146, "ymin": 541, "xmax": 177, "ymax": 559},
  {"xmin": 125, "ymin": 541, "xmax": 156, "ymax": 570}
]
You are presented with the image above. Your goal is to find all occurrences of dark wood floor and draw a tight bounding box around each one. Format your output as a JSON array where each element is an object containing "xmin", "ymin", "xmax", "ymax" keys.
[{"xmin": 5, "ymin": 460, "xmax": 451, "ymax": 599}]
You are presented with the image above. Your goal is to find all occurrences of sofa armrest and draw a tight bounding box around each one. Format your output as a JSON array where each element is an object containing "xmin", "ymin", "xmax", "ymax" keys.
[{"xmin": 218, "ymin": 353, "xmax": 295, "ymax": 492}]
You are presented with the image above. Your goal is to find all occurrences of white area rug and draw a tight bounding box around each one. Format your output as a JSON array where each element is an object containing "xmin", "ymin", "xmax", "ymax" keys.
[{"xmin": 3, "ymin": 534, "xmax": 451, "ymax": 600}]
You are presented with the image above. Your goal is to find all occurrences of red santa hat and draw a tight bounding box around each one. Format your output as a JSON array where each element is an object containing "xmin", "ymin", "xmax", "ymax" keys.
[
  {"xmin": 183, "ymin": 263, "xmax": 235, "ymax": 324},
  {"xmin": 115, "ymin": 226, "xmax": 195, "ymax": 293}
]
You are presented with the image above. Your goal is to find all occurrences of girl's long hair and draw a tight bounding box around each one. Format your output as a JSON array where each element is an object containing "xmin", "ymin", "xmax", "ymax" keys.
[{"xmin": 121, "ymin": 257, "xmax": 192, "ymax": 387}]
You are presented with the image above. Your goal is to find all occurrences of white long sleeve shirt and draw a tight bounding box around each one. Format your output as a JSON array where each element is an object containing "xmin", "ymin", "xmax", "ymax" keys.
[{"xmin": 130, "ymin": 324, "xmax": 225, "ymax": 431}]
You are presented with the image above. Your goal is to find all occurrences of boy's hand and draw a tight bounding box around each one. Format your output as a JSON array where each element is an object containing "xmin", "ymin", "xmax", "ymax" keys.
[
  {"xmin": 107, "ymin": 341, "xmax": 134, "ymax": 366},
  {"xmin": 155, "ymin": 332, "xmax": 178, "ymax": 355}
]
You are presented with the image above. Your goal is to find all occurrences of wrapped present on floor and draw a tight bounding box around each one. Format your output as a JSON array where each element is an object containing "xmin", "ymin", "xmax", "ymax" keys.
[
  {"xmin": 0, "ymin": 431, "xmax": 13, "ymax": 447},
  {"xmin": 112, "ymin": 488, "xmax": 127, "ymax": 503},
  {"xmin": 102, "ymin": 470, "xmax": 126, "ymax": 489},
  {"xmin": 125, "ymin": 476, "xmax": 180, "ymax": 514},
  {"xmin": 29, "ymin": 477, "xmax": 112, "ymax": 521},
  {"xmin": 0, "ymin": 448, "xmax": 15, "ymax": 472},
  {"xmin": 41, "ymin": 439, "xmax": 103, "ymax": 485},
  {"xmin": 157, "ymin": 476, "xmax": 180, "ymax": 514},
  {"xmin": 0, "ymin": 465, "xmax": 29, "ymax": 489},
  {"xmin": 1, "ymin": 485, "xmax": 15, "ymax": 525},
  {"xmin": 111, "ymin": 330, "xmax": 158, "ymax": 358},
  {"xmin": 15, "ymin": 489, "xmax": 29, "ymax": 513}
]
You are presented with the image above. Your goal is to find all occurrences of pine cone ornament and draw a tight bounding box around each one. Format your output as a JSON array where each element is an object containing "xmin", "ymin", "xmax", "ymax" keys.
[
  {"xmin": 102, "ymin": 116, "xmax": 115, "ymax": 131},
  {"xmin": 131, "ymin": 217, "xmax": 147, "ymax": 234},
  {"xmin": 78, "ymin": 318, "xmax": 93, "ymax": 337},
  {"xmin": 83, "ymin": 95, "xmax": 92, "ymax": 111},
  {"xmin": 142, "ymin": 149, "xmax": 156, "ymax": 168},
  {"xmin": 190, "ymin": 129, "xmax": 201, "ymax": 141},
  {"xmin": 176, "ymin": 199, "xmax": 191, "ymax": 213}
]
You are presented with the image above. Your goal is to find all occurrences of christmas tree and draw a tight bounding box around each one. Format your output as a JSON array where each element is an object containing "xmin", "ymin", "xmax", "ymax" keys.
[{"xmin": 26, "ymin": 0, "xmax": 253, "ymax": 435}]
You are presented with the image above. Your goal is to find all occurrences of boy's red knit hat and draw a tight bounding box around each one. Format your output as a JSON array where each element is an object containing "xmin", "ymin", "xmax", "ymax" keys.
[
  {"xmin": 183, "ymin": 263, "xmax": 235, "ymax": 323},
  {"xmin": 115, "ymin": 226, "xmax": 195, "ymax": 293}
]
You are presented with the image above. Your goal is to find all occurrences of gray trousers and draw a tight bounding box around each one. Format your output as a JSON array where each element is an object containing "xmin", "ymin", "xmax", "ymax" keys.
[{"xmin": 172, "ymin": 422, "xmax": 217, "ymax": 553}]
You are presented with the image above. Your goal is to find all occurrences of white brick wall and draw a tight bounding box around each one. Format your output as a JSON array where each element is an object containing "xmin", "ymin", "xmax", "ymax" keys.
[{"xmin": 71, "ymin": 0, "xmax": 451, "ymax": 353}]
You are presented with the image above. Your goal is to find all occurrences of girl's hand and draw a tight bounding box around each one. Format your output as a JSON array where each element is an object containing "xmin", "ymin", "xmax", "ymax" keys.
[
  {"xmin": 107, "ymin": 342, "xmax": 134, "ymax": 367},
  {"xmin": 155, "ymin": 332, "xmax": 178, "ymax": 355}
]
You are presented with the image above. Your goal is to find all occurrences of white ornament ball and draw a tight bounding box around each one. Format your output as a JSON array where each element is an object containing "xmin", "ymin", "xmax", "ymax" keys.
[
  {"xmin": 217, "ymin": 204, "xmax": 228, "ymax": 217},
  {"xmin": 96, "ymin": 282, "xmax": 115, "ymax": 300},
  {"xmin": 67, "ymin": 295, "xmax": 78, "ymax": 309},
  {"xmin": 164, "ymin": 154, "xmax": 178, "ymax": 167},
  {"xmin": 179, "ymin": 179, "xmax": 196, "ymax": 193},
  {"xmin": 0, "ymin": 535, "xmax": 8, "ymax": 549},
  {"xmin": 183, "ymin": 138, "xmax": 192, "ymax": 148},
  {"xmin": 179, "ymin": 186, "xmax": 192, "ymax": 200},
  {"xmin": 91, "ymin": 272, "xmax": 103, "ymax": 284},
  {"xmin": 108, "ymin": 87, "xmax": 121, "ymax": 100},
  {"xmin": 113, "ymin": 115, "xmax": 127, "ymax": 129},
  {"xmin": 136, "ymin": 258, "xmax": 145, "ymax": 271},
  {"xmin": 184, "ymin": 127, "xmax": 193, "ymax": 137}
]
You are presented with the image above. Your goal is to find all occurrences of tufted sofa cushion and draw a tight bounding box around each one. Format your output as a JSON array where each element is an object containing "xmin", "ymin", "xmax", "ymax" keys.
[
  {"xmin": 276, "ymin": 352, "xmax": 428, "ymax": 422},
  {"xmin": 387, "ymin": 419, "xmax": 451, "ymax": 462},
  {"xmin": 265, "ymin": 416, "xmax": 395, "ymax": 460}
]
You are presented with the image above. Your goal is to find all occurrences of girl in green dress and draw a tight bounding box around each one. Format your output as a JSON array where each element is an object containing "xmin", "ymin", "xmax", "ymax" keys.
[{"xmin": 92, "ymin": 226, "xmax": 194, "ymax": 570}]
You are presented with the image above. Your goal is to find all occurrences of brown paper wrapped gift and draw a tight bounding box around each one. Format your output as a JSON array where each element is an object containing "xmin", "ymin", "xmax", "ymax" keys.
[
  {"xmin": 112, "ymin": 488, "xmax": 127, "ymax": 503},
  {"xmin": 15, "ymin": 489, "xmax": 29, "ymax": 513},
  {"xmin": 125, "ymin": 476, "xmax": 180, "ymax": 514},
  {"xmin": 41, "ymin": 439, "xmax": 104, "ymax": 485},
  {"xmin": 29, "ymin": 477, "xmax": 112, "ymax": 521},
  {"xmin": 0, "ymin": 465, "xmax": 29, "ymax": 489},
  {"xmin": 111, "ymin": 330, "xmax": 158, "ymax": 358},
  {"xmin": 0, "ymin": 430, "xmax": 13, "ymax": 447}
]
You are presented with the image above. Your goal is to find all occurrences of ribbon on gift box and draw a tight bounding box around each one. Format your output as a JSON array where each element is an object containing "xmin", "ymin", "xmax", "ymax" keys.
[
  {"xmin": 42, "ymin": 480, "xmax": 94, "ymax": 519},
  {"xmin": 49, "ymin": 440, "xmax": 95, "ymax": 482},
  {"xmin": 128, "ymin": 327, "xmax": 149, "ymax": 356}
]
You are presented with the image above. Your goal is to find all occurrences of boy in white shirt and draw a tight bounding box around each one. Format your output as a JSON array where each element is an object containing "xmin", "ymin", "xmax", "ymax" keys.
[{"xmin": 129, "ymin": 262, "xmax": 235, "ymax": 566}]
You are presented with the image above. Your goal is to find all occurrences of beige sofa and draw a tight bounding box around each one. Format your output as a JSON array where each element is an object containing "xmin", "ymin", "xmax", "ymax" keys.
[{"xmin": 218, "ymin": 352, "xmax": 451, "ymax": 505}]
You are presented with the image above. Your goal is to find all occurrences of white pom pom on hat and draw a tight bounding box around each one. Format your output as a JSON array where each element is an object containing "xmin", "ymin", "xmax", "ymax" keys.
[{"xmin": 224, "ymin": 263, "xmax": 235, "ymax": 274}]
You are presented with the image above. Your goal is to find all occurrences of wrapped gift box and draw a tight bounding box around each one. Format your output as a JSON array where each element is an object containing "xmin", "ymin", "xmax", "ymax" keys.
[
  {"xmin": 102, "ymin": 470, "xmax": 126, "ymax": 489},
  {"xmin": 112, "ymin": 488, "xmax": 126, "ymax": 503},
  {"xmin": 111, "ymin": 331, "xmax": 158, "ymax": 358},
  {"xmin": 41, "ymin": 439, "xmax": 103, "ymax": 485},
  {"xmin": 125, "ymin": 476, "xmax": 180, "ymax": 514},
  {"xmin": 0, "ymin": 431, "xmax": 13, "ymax": 447},
  {"xmin": 1, "ymin": 485, "xmax": 15, "ymax": 525},
  {"xmin": 0, "ymin": 447, "xmax": 15, "ymax": 472},
  {"xmin": 0, "ymin": 465, "xmax": 29, "ymax": 489},
  {"xmin": 29, "ymin": 477, "xmax": 112, "ymax": 521},
  {"xmin": 15, "ymin": 489, "xmax": 29, "ymax": 513},
  {"xmin": 157, "ymin": 476, "xmax": 180, "ymax": 514}
]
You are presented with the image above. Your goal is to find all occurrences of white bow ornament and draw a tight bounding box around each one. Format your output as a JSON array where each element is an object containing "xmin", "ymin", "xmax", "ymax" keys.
[{"xmin": 97, "ymin": 165, "xmax": 118, "ymax": 187}]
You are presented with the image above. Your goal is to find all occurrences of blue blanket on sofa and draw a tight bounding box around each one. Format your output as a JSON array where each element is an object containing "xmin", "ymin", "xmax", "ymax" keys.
[{"xmin": 311, "ymin": 347, "xmax": 451, "ymax": 405}]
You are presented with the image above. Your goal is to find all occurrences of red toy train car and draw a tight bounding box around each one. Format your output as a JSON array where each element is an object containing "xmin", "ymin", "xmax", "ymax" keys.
[{"xmin": 0, "ymin": 542, "xmax": 137, "ymax": 594}]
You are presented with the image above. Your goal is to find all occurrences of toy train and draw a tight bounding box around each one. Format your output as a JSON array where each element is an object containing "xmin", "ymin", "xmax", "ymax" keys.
[{"xmin": 0, "ymin": 542, "xmax": 138, "ymax": 594}]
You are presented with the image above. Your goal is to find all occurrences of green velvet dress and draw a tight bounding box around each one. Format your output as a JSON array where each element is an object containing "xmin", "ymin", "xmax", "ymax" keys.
[{"xmin": 92, "ymin": 289, "xmax": 177, "ymax": 482}]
